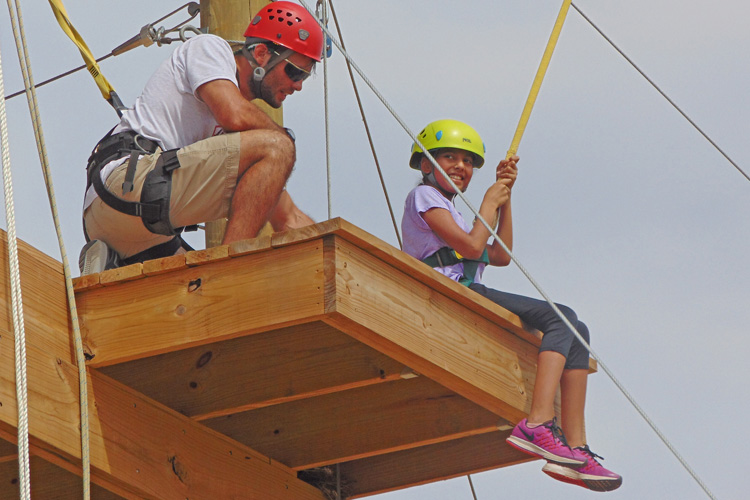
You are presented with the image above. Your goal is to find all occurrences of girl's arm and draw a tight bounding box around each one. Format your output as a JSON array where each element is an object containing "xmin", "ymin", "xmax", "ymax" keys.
[
  {"xmin": 487, "ymin": 157, "xmax": 517, "ymax": 266},
  {"xmin": 421, "ymin": 157, "xmax": 517, "ymax": 262}
]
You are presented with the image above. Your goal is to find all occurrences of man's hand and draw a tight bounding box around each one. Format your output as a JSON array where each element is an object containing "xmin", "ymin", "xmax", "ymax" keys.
[{"xmin": 268, "ymin": 190, "xmax": 314, "ymax": 232}]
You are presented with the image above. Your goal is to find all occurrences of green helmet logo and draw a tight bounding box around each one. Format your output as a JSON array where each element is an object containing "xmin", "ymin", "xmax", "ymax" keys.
[{"xmin": 409, "ymin": 119, "xmax": 486, "ymax": 169}]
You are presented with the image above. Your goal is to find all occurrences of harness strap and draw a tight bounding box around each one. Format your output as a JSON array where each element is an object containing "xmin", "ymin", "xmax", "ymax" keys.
[
  {"xmin": 87, "ymin": 130, "xmax": 182, "ymax": 236},
  {"xmin": 119, "ymin": 235, "xmax": 193, "ymax": 267},
  {"xmin": 422, "ymin": 246, "xmax": 489, "ymax": 286}
]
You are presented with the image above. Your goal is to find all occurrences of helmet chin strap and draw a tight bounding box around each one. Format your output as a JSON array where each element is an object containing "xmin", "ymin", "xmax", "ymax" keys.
[
  {"xmin": 242, "ymin": 43, "xmax": 292, "ymax": 103},
  {"xmin": 424, "ymin": 170, "xmax": 457, "ymax": 200}
]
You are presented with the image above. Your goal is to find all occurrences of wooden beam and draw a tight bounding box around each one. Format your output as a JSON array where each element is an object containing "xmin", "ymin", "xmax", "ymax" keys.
[
  {"xmin": 340, "ymin": 431, "xmax": 533, "ymax": 498},
  {"xmin": 98, "ymin": 322, "xmax": 407, "ymax": 420},
  {"xmin": 0, "ymin": 457, "xmax": 124, "ymax": 500},
  {"xmin": 0, "ymin": 232, "xmax": 71, "ymax": 362},
  {"xmin": 324, "ymin": 236, "xmax": 539, "ymax": 423},
  {"xmin": 77, "ymin": 239, "xmax": 327, "ymax": 366},
  {"xmin": 203, "ymin": 377, "xmax": 507, "ymax": 470},
  {"xmin": 0, "ymin": 437, "xmax": 15, "ymax": 459},
  {"xmin": 0, "ymin": 332, "xmax": 325, "ymax": 499}
]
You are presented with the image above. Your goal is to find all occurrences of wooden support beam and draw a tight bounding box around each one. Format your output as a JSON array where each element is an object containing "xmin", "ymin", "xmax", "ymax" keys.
[
  {"xmin": 0, "ymin": 332, "xmax": 325, "ymax": 499},
  {"xmin": 203, "ymin": 377, "xmax": 508, "ymax": 470},
  {"xmin": 0, "ymin": 457, "xmax": 124, "ymax": 500},
  {"xmin": 340, "ymin": 431, "xmax": 533, "ymax": 498},
  {"xmin": 99, "ymin": 322, "xmax": 407, "ymax": 420}
]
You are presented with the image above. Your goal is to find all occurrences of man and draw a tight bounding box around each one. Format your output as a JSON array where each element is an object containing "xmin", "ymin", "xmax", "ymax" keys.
[{"xmin": 80, "ymin": 1, "xmax": 322, "ymax": 274}]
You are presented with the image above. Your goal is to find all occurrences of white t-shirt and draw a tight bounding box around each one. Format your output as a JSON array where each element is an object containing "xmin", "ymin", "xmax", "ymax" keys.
[
  {"xmin": 401, "ymin": 184, "xmax": 485, "ymax": 284},
  {"xmin": 84, "ymin": 34, "xmax": 236, "ymax": 210}
]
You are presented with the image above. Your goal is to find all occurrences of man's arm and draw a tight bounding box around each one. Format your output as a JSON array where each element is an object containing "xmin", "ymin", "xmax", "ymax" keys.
[
  {"xmin": 196, "ymin": 79, "xmax": 283, "ymax": 133},
  {"xmin": 268, "ymin": 190, "xmax": 314, "ymax": 231}
]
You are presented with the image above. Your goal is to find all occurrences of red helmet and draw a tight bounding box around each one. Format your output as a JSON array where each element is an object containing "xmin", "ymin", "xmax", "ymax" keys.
[{"xmin": 244, "ymin": 1, "xmax": 324, "ymax": 62}]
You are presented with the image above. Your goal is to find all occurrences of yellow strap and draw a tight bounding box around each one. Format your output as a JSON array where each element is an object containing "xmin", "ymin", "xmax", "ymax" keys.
[
  {"xmin": 507, "ymin": 0, "xmax": 572, "ymax": 159},
  {"xmin": 47, "ymin": 0, "xmax": 116, "ymax": 100}
]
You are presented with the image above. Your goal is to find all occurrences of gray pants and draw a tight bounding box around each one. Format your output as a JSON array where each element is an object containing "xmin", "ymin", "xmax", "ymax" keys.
[{"xmin": 469, "ymin": 283, "xmax": 591, "ymax": 370}]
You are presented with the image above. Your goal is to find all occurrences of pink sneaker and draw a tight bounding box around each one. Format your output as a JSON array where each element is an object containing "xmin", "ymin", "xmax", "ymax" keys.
[
  {"xmin": 506, "ymin": 417, "xmax": 587, "ymax": 467},
  {"xmin": 542, "ymin": 445, "xmax": 622, "ymax": 492}
]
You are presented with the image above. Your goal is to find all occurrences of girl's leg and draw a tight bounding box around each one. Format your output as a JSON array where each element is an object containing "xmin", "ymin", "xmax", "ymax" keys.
[
  {"xmin": 560, "ymin": 368, "xmax": 588, "ymax": 448},
  {"xmin": 528, "ymin": 351, "xmax": 566, "ymax": 424}
]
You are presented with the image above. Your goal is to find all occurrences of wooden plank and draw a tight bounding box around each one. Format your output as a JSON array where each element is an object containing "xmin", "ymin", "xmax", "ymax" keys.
[
  {"xmin": 76, "ymin": 240, "xmax": 326, "ymax": 367},
  {"xmin": 0, "ymin": 332, "xmax": 325, "ymax": 500},
  {"xmin": 270, "ymin": 219, "xmax": 345, "ymax": 248},
  {"xmin": 186, "ymin": 245, "xmax": 230, "ymax": 266},
  {"xmin": 99, "ymin": 322, "xmax": 408, "ymax": 420},
  {"xmin": 325, "ymin": 236, "xmax": 540, "ymax": 423},
  {"xmin": 228, "ymin": 233, "xmax": 272, "ymax": 257},
  {"xmin": 340, "ymin": 431, "xmax": 533, "ymax": 498},
  {"xmin": 0, "ymin": 232, "xmax": 71, "ymax": 362},
  {"xmin": 203, "ymin": 376, "xmax": 506, "ymax": 470},
  {"xmin": 142, "ymin": 253, "xmax": 187, "ymax": 276},
  {"xmin": 99, "ymin": 263, "xmax": 144, "ymax": 285},
  {"xmin": 72, "ymin": 272, "xmax": 102, "ymax": 291}
]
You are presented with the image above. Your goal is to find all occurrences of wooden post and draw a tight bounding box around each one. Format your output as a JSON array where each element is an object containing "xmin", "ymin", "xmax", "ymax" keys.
[{"xmin": 200, "ymin": 0, "xmax": 282, "ymax": 247}]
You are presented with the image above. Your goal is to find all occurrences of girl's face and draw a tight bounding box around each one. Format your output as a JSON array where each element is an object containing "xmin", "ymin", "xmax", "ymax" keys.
[{"xmin": 421, "ymin": 148, "xmax": 476, "ymax": 195}]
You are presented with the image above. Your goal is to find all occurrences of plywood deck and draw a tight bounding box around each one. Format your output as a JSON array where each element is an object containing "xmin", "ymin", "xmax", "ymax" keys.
[{"xmin": 0, "ymin": 219, "xmax": 594, "ymax": 498}]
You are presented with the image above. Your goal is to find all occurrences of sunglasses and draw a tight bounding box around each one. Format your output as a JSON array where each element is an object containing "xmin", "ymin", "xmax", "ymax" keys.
[{"xmin": 283, "ymin": 58, "xmax": 313, "ymax": 82}]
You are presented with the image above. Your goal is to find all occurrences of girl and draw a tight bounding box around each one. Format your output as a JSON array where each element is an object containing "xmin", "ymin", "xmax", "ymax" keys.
[{"xmin": 401, "ymin": 119, "xmax": 621, "ymax": 492}]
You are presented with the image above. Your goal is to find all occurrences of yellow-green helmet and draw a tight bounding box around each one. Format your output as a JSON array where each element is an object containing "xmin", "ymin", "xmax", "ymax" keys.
[{"xmin": 409, "ymin": 119, "xmax": 486, "ymax": 169}]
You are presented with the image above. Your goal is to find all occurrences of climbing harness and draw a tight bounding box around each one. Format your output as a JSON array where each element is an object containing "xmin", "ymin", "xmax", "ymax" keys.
[
  {"xmin": 85, "ymin": 130, "xmax": 197, "ymax": 266},
  {"xmin": 87, "ymin": 130, "xmax": 183, "ymax": 236},
  {"xmin": 422, "ymin": 247, "xmax": 490, "ymax": 286}
]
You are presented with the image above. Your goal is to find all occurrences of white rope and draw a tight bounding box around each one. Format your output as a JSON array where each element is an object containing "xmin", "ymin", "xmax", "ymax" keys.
[
  {"xmin": 297, "ymin": 2, "xmax": 716, "ymax": 498},
  {"xmin": 5, "ymin": 0, "xmax": 91, "ymax": 498},
  {"xmin": 0, "ymin": 37, "xmax": 31, "ymax": 500}
]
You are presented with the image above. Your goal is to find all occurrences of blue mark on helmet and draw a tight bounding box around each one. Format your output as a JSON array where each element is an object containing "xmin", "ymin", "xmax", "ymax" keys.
[{"xmin": 436, "ymin": 130, "xmax": 443, "ymax": 141}]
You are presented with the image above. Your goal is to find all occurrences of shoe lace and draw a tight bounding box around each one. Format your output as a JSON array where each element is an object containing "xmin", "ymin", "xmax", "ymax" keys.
[
  {"xmin": 576, "ymin": 444, "xmax": 604, "ymax": 463},
  {"xmin": 543, "ymin": 417, "xmax": 573, "ymax": 449}
]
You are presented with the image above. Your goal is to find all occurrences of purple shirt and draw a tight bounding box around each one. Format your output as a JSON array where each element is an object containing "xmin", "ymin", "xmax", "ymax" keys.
[{"xmin": 401, "ymin": 184, "xmax": 485, "ymax": 284}]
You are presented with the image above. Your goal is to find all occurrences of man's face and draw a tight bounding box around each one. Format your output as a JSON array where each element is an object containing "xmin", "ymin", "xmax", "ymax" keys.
[{"xmin": 258, "ymin": 52, "xmax": 316, "ymax": 108}]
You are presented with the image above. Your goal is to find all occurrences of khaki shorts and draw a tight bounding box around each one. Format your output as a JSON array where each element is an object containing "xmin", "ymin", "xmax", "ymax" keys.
[{"xmin": 84, "ymin": 133, "xmax": 240, "ymax": 259}]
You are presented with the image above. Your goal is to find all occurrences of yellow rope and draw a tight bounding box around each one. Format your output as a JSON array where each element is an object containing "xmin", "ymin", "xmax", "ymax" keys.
[
  {"xmin": 47, "ymin": 0, "xmax": 116, "ymax": 101},
  {"xmin": 506, "ymin": 0, "xmax": 572, "ymax": 159}
]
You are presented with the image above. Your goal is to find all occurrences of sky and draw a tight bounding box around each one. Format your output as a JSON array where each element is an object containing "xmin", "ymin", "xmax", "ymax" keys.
[{"xmin": 1, "ymin": 1, "xmax": 749, "ymax": 499}]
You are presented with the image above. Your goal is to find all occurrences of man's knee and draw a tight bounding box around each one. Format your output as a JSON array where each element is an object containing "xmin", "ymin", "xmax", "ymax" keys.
[{"xmin": 238, "ymin": 129, "xmax": 295, "ymax": 178}]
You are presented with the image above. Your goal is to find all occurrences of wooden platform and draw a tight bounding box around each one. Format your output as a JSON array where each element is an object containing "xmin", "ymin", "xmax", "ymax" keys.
[{"xmin": 0, "ymin": 219, "xmax": 594, "ymax": 499}]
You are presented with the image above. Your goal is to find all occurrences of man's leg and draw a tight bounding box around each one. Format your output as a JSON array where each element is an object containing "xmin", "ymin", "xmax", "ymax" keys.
[{"xmin": 222, "ymin": 129, "xmax": 295, "ymax": 243}]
